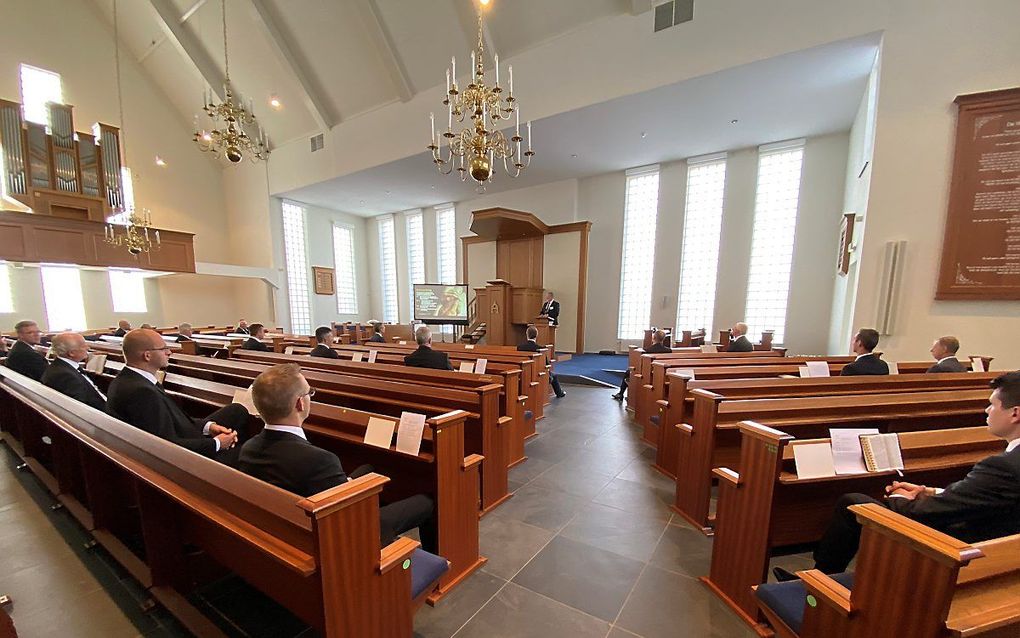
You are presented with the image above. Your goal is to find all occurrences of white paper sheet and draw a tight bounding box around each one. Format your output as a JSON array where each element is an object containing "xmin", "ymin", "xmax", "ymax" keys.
[
  {"xmin": 459, "ymin": 361, "xmax": 474, "ymax": 373},
  {"xmin": 351, "ymin": 352, "xmax": 364, "ymax": 363},
  {"xmin": 85, "ymin": 354, "xmax": 107, "ymax": 374},
  {"xmin": 367, "ymin": 350, "xmax": 378, "ymax": 363},
  {"xmin": 395, "ymin": 412, "xmax": 427, "ymax": 456},
  {"xmin": 465, "ymin": 344, "xmax": 475, "ymax": 350},
  {"xmin": 474, "ymin": 358, "xmax": 487, "ymax": 374},
  {"xmin": 792, "ymin": 442, "xmax": 836, "ymax": 479},
  {"xmin": 971, "ymin": 357, "xmax": 986, "ymax": 372},
  {"xmin": 806, "ymin": 361, "xmax": 830, "ymax": 377},
  {"xmin": 700, "ymin": 344, "xmax": 718, "ymax": 354},
  {"xmin": 398, "ymin": 340, "xmax": 407, "ymax": 345},
  {"xmin": 284, "ymin": 346, "xmax": 294, "ymax": 355},
  {"xmin": 232, "ymin": 387, "xmax": 259, "ymax": 416},
  {"xmin": 829, "ymin": 428, "xmax": 879, "ymax": 475},
  {"xmin": 887, "ymin": 362, "xmax": 899, "ymax": 375},
  {"xmin": 364, "ymin": 416, "xmax": 395, "ymax": 449},
  {"xmin": 798, "ymin": 366, "xmax": 811, "ymax": 378}
]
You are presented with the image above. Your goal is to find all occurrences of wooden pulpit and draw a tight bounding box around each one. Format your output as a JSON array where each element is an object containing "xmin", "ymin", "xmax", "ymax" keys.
[{"xmin": 533, "ymin": 317, "xmax": 557, "ymax": 352}]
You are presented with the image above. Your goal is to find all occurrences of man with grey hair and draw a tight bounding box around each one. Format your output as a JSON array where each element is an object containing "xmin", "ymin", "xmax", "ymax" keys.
[
  {"xmin": 113, "ymin": 320, "xmax": 131, "ymax": 337},
  {"xmin": 41, "ymin": 332, "xmax": 106, "ymax": 410},
  {"xmin": 404, "ymin": 325, "xmax": 453, "ymax": 370},
  {"xmin": 727, "ymin": 321, "xmax": 754, "ymax": 352},
  {"xmin": 174, "ymin": 323, "xmax": 194, "ymax": 342},
  {"xmin": 5, "ymin": 320, "xmax": 48, "ymax": 381}
]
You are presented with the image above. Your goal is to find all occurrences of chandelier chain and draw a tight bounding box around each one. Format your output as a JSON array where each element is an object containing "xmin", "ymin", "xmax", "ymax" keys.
[
  {"xmin": 113, "ymin": 0, "xmax": 127, "ymax": 167},
  {"xmin": 221, "ymin": 0, "xmax": 230, "ymax": 82}
]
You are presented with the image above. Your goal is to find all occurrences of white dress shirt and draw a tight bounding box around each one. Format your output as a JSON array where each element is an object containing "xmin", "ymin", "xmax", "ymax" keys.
[
  {"xmin": 1006, "ymin": 438, "xmax": 1020, "ymax": 454},
  {"xmin": 262, "ymin": 424, "xmax": 308, "ymax": 441}
]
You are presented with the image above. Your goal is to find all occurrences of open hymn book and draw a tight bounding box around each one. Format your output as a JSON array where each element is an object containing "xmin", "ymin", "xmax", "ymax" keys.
[{"xmin": 859, "ymin": 433, "xmax": 905, "ymax": 473}]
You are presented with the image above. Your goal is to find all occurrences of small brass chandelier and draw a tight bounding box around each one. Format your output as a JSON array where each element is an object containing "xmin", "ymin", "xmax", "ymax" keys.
[
  {"xmin": 105, "ymin": 208, "xmax": 160, "ymax": 256},
  {"xmin": 193, "ymin": 0, "xmax": 269, "ymax": 163},
  {"xmin": 428, "ymin": 0, "xmax": 533, "ymax": 190}
]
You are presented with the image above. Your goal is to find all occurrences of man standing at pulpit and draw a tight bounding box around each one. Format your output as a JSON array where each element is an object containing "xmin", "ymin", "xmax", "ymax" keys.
[{"xmin": 539, "ymin": 291, "xmax": 560, "ymax": 326}]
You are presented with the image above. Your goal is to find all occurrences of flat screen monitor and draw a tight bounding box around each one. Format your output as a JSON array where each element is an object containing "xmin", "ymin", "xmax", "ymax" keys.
[{"xmin": 413, "ymin": 284, "xmax": 469, "ymax": 325}]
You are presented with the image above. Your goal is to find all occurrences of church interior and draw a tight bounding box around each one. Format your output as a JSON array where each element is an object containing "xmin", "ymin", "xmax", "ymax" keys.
[{"xmin": 1, "ymin": 1, "xmax": 1019, "ymax": 637}]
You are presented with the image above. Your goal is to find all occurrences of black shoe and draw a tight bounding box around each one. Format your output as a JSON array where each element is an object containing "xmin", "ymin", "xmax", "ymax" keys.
[
  {"xmin": 772, "ymin": 567, "xmax": 798, "ymax": 582},
  {"xmin": 555, "ymin": 392, "xmax": 566, "ymax": 398},
  {"xmin": 611, "ymin": 393, "xmax": 623, "ymax": 401}
]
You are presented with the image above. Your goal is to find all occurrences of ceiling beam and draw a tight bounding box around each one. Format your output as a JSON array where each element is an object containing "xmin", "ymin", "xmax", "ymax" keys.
[
  {"xmin": 354, "ymin": 0, "xmax": 414, "ymax": 102},
  {"xmin": 249, "ymin": 0, "xmax": 335, "ymax": 131},
  {"xmin": 138, "ymin": 0, "xmax": 208, "ymax": 64},
  {"xmin": 148, "ymin": 0, "xmax": 225, "ymax": 100}
]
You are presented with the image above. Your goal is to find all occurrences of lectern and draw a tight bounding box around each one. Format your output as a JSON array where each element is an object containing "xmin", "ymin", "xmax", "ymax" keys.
[{"xmin": 533, "ymin": 317, "xmax": 557, "ymax": 352}]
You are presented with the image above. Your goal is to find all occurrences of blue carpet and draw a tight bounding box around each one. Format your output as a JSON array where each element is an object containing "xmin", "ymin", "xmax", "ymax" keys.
[{"xmin": 554, "ymin": 353, "xmax": 628, "ymax": 387}]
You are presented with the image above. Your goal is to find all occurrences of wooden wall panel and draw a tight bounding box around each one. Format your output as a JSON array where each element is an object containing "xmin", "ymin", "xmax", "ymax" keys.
[
  {"xmin": 34, "ymin": 227, "xmax": 90, "ymax": 263},
  {"xmin": 0, "ymin": 223, "xmax": 27, "ymax": 260},
  {"xmin": 496, "ymin": 237, "xmax": 543, "ymax": 289}
]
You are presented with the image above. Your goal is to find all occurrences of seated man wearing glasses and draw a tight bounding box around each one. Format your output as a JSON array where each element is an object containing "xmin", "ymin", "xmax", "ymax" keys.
[{"xmin": 107, "ymin": 329, "xmax": 250, "ymax": 464}]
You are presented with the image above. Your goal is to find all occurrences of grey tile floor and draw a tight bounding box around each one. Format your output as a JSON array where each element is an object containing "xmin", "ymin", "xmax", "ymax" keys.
[{"xmin": 1, "ymin": 385, "xmax": 812, "ymax": 637}]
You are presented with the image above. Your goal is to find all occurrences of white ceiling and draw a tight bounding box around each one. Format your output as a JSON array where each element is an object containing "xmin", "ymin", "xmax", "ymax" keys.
[{"xmin": 281, "ymin": 32, "xmax": 880, "ymax": 215}]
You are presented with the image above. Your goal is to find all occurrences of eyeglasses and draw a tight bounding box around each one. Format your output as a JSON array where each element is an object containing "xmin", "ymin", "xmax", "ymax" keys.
[
  {"xmin": 303, "ymin": 387, "xmax": 316, "ymax": 398},
  {"xmin": 143, "ymin": 346, "xmax": 171, "ymax": 353}
]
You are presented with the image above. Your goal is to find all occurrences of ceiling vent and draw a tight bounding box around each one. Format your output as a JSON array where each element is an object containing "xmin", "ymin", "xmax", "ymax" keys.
[
  {"xmin": 310, "ymin": 133, "xmax": 324, "ymax": 152},
  {"xmin": 654, "ymin": 0, "xmax": 694, "ymax": 32}
]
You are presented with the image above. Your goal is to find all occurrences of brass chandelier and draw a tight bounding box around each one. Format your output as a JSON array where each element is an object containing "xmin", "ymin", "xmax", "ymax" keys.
[
  {"xmin": 428, "ymin": 0, "xmax": 533, "ymax": 189},
  {"xmin": 105, "ymin": 208, "xmax": 160, "ymax": 256},
  {"xmin": 193, "ymin": 0, "xmax": 269, "ymax": 163}
]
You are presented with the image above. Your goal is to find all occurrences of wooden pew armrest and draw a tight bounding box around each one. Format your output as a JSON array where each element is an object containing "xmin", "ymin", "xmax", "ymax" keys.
[
  {"xmin": 676, "ymin": 423, "xmax": 693, "ymax": 435},
  {"xmin": 656, "ymin": 399, "xmax": 668, "ymax": 409},
  {"xmin": 712, "ymin": 467, "xmax": 740, "ymax": 486},
  {"xmin": 497, "ymin": 416, "xmax": 512, "ymax": 429},
  {"xmin": 463, "ymin": 454, "xmax": 484, "ymax": 470},
  {"xmin": 379, "ymin": 536, "xmax": 420, "ymax": 575},
  {"xmin": 946, "ymin": 600, "xmax": 1020, "ymax": 637},
  {"xmin": 798, "ymin": 569, "xmax": 852, "ymax": 616}
]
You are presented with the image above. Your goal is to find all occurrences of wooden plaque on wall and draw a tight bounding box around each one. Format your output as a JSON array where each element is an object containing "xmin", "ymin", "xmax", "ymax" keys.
[
  {"xmin": 936, "ymin": 87, "xmax": 1020, "ymax": 300},
  {"xmin": 312, "ymin": 266, "xmax": 335, "ymax": 295}
]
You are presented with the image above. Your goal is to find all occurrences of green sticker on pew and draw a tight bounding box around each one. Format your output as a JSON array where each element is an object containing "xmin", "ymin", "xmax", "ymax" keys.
[
  {"xmin": 402, "ymin": 559, "xmax": 411, "ymax": 570},
  {"xmin": 806, "ymin": 595, "xmax": 817, "ymax": 608},
  {"xmin": 766, "ymin": 444, "xmax": 778, "ymax": 455}
]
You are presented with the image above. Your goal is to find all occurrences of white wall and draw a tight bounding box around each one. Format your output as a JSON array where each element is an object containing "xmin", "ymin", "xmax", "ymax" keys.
[
  {"xmin": 851, "ymin": 2, "xmax": 1020, "ymax": 369},
  {"xmin": 303, "ymin": 204, "xmax": 371, "ymax": 329}
]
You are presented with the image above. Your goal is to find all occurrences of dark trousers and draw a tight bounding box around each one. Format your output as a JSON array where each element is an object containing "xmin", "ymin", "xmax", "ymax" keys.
[
  {"xmin": 813, "ymin": 493, "xmax": 885, "ymax": 573},
  {"xmin": 618, "ymin": 372, "xmax": 629, "ymax": 395},
  {"xmin": 350, "ymin": 465, "xmax": 438, "ymax": 554},
  {"xmin": 550, "ymin": 374, "xmax": 565, "ymax": 397},
  {"xmin": 205, "ymin": 403, "xmax": 251, "ymax": 466}
]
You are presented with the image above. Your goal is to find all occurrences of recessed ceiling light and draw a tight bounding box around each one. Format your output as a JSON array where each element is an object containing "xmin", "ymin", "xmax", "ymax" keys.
[
  {"xmin": 385, "ymin": 190, "xmax": 391, "ymax": 195},
  {"xmin": 430, "ymin": 185, "xmax": 436, "ymax": 190},
  {"xmin": 730, "ymin": 119, "xmax": 739, "ymax": 124},
  {"xmin": 360, "ymin": 200, "xmax": 365, "ymax": 205},
  {"xmin": 640, "ymin": 131, "xmax": 647, "ymax": 139},
  {"xmin": 154, "ymin": 156, "xmax": 167, "ymax": 167},
  {"xmin": 269, "ymin": 95, "xmax": 282, "ymax": 110}
]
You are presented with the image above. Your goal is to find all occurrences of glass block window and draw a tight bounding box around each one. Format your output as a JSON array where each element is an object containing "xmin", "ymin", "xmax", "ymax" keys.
[
  {"xmin": 0, "ymin": 262, "xmax": 13, "ymax": 313},
  {"xmin": 377, "ymin": 216, "xmax": 399, "ymax": 323},
  {"xmin": 435, "ymin": 205, "xmax": 457, "ymax": 285},
  {"xmin": 281, "ymin": 201, "xmax": 312, "ymax": 334},
  {"xmin": 675, "ymin": 158, "xmax": 726, "ymax": 336},
  {"xmin": 20, "ymin": 64, "xmax": 62, "ymax": 127},
  {"xmin": 332, "ymin": 224, "xmax": 358, "ymax": 315},
  {"xmin": 617, "ymin": 167, "xmax": 660, "ymax": 340},
  {"xmin": 109, "ymin": 270, "xmax": 147, "ymax": 313},
  {"xmin": 405, "ymin": 211, "xmax": 425, "ymax": 316},
  {"xmin": 41, "ymin": 266, "xmax": 87, "ymax": 331},
  {"xmin": 744, "ymin": 143, "xmax": 805, "ymax": 344}
]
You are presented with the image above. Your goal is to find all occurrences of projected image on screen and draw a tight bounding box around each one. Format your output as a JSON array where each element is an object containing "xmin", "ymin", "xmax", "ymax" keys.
[{"xmin": 414, "ymin": 284, "xmax": 469, "ymax": 324}]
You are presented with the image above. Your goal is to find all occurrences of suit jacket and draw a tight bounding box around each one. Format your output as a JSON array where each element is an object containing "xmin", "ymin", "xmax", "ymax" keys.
[
  {"xmin": 646, "ymin": 343, "xmax": 671, "ymax": 354},
  {"xmin": 928, "ymin": 357, "xmax": 966, "ymax": 373},
  {"xmin": 41, "ymin": 358, "xmax": 106, "ymax": 411},
  {"xmin": 889, "ymin": 445, "xmax": 1020, "ymax": 543},
  {"xmin": 517, "ymin": 340, "xmax": 541, "ymax": 353},
  {"xmin": 235, "ymin": 326, "xmax": 250, "ymax": 335},
  {"xmin": 173, "ymin": 334, "xmax": 193, "ymax": 342},
  {"xmin": 5, "ymin": 340, "xmax": 48, "ymax": 381},
  {"xmin": 107, "ymin": 367, "xmax": 216, "ymax": 457},
  {"xmin": 238, "ymin": 429, "xmax": 347, "ymax": 497},
  {"xmin": 727, "ymin": 335, "xmax": 754, "ymax": 353},
  {"xmin": 113, "ymin": 328, "xmax": 127, "ymax": 337},
  {"xmin": 404, "ymin": 346, "xmax": 453, "ymax": 371},
  {"xmin": 242, "ymin": 337, "xmax": 269, "ymax": 352},
  {"xmin": 839, "ymin": 353, "xmax": 889, "ymax": 376},
  {"xmin": 309, "ymin": 344, "xmax": 339, "ymax": 359},
  {"xmin": 368, "ymin": 333, "xmax": 386, "ymax": 343},
  {"xmin": 540, "ymin": 300, "xmax": 560, "ymax": 325}
]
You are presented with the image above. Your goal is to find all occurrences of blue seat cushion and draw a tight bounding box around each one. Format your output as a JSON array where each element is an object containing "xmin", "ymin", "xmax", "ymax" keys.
[
  {"xmin": 650, "ymin": 415, "xmax": 660, "ymax": 425},
  {"xmin": 410, "ymin": 549, "xmax": 449, "ymax": 600},
  {"xmin": 524, "ymin": 410, "xmax": 534, "ymax": 421},
  {"xmin": 755, "ymin": 571, "xmax": 854, "ymax": 633}
]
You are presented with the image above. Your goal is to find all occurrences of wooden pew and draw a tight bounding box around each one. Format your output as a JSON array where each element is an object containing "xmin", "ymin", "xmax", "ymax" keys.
[
  {"xmin": 672, "ymin": 389, "xmax": 992, "ymax": 533},
  {"xmin": 0, "ymin": 367, "xmax": 434, "ymax": 636},
  {"xmin": 755, "ymin": 503, "xmax": 1020, "ymax": 638},
  {"xmin": 85, "ymin": 360, "xmax": 485, "ymax": 601},
  {"xmin": 653, "ymin": 372, "xmax": 1000, "ymax": 480},
  {"xmin": 673, "ymin": 329, "xmax": 706, "ymax": 348},
  {"xmin": 705, "ymin": 421, "xmax": 1006, "ymax": 631},
  {"xmin": 233, "ymin": 348, "xmax": 530, "ymax": 469}
]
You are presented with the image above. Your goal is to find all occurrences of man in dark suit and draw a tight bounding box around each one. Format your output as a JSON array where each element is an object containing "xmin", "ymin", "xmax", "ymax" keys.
[
  {"xmin": 727, "ymin": 322, "xmax": 754, "ymax": 352},
  {"xmin": 519, "ymin": 326, "xmax": 565, "ymax": 398},
  {"xmin": 404, "ymin": 326, "xmax": 453, "ymax": 370},
  {"xmin": 613, "ymin": 329, "xmax": 670, "ymax": 401},
  {"xmin": 5, "ymin": 320, "xmax": 48, "ymax": 381},
  {"xmin": 239, "ymin": 363, "xmax": 437, "ymax": 552},
  {"xmin": 539, "ymin": 291, "xmax": 560, "ymax": 326},
  {"xmin": 928, "ymin": 336, "xmax": 966, "ymax": 373},
  {"xmin": 41, "ymin": 332, "xmax": 106, "ymax": 411},
  {"xmin": 113, "ymin": 320, "xmax": 131, "ymax": 338},
  {"xmin": 839, "ymin": 328, "xmax": 889, "ymax": 376},
  {"xmin": 107, "ymin": 329, "xmax": 249, "ymax": 463},
  {"xmin": 367, "ymin": 321, "xmax": 386, "ymax": 343},
  {"xmin": 235, "ymin": 319, "xmax": 250, "ymax": 335},
  {"xmin": 242, "ymin": 323, "xmax": 270, "ymax": 351},
  {"xmin": 173, "ymin": 322, "xmax": 194, "ymax": 342},
  {"xmin": 776, "ymin": 371, "xmax": 1020, "ymax": 581},
  {"xmin": 310, "ymin": 326, "xmax": 339, "ymax": 359}
]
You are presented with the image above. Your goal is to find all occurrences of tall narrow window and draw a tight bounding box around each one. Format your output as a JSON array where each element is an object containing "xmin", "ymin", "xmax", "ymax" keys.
[
  {"xmin": 377, "ymin": 216, "xmax": 398, "ymax": 323},
  {"xmin": 41, "ymin": 266, "xmax": 86, "ymax": 331},
  {"xmin": 405, "ymin": 211, "xmax": 425, "ymax": 316},
  {"xmin": 109, "ymin": 270, "xmax": 147, "ymax": 313},
  {"xmin": 20, "ymin": 64, "xmax": 62, "ymax": 127},
  {"xmin": 744, "ymin": 142, "xmax": 805, "ymax": 344},
  {"xmin": 332, "ymin": 224, "xmax": 358, "ymax": 315},
  {"xmin": 435, "ymin": 205, "xmax": 457, "ymax": 284},
  {"xmin": 617, "ymin": 167, "xmax": 660, "ymax": 340},
  {"xmin": 281, "ymin": 201, "xmax": 312, "ymax": 334},
  {"xmin": 0, "ymin": 262, "xmax": 13, "ymax": 313},
  {"xmin": 676, "ymin": 157, "xmax": 727, "ymax": 336}
]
